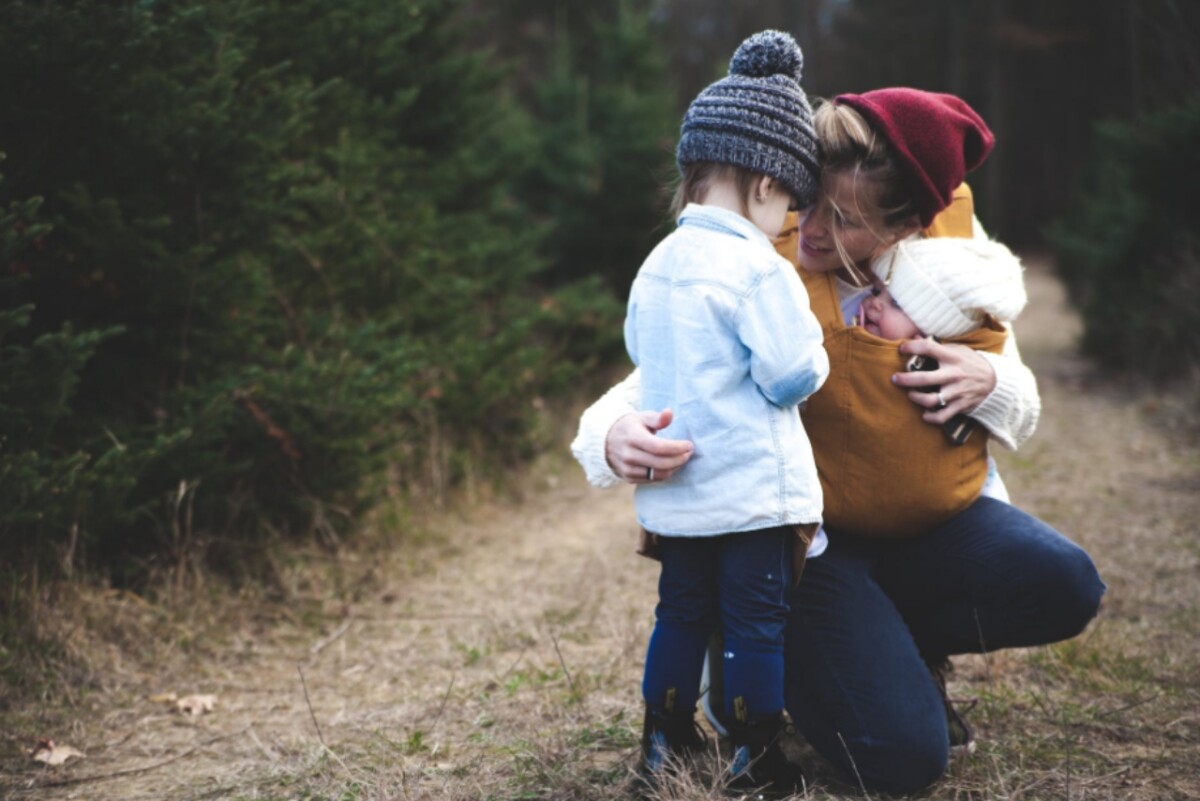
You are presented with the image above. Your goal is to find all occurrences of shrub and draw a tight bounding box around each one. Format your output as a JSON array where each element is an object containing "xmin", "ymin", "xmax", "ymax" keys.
[
  {"xmin": 1048, "ymin": 100, "xmax": 1200, "ymax": 379},
  {"xmin": 0, "ymin": 0, "xmax": 628, "ymax": 589},
  {"xmin": 512, "ymin": 1, "xmax": 679, "ymax": 297}
]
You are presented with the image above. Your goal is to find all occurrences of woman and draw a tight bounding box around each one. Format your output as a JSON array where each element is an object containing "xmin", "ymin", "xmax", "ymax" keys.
[{"xmin": 571, "ymin": 88, "xmax": 1105, "ymax": 794}]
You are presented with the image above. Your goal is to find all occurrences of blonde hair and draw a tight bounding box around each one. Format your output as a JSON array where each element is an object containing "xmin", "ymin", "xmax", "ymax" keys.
[
  {"xmin": 670, "ymin": 162, "xmax": 761, "ymax": 220},
  {"xmin": 813, "ymin": 101, "xmax": 922, "ymax": 280}
]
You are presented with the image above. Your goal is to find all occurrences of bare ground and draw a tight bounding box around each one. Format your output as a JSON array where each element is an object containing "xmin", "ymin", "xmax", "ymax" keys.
[{"xmin": 2, "ymin": 262, "xmax": 1198, "ymax": 800}]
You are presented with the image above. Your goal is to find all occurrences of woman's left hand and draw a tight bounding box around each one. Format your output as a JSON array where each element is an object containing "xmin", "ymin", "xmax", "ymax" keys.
[{"xmin": 892, "ymin": 338, "xmax": 997, "ymax": 425}]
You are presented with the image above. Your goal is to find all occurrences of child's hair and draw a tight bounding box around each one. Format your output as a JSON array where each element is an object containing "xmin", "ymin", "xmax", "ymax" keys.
[
  {"xmin": 669, "ymin": 162, "xmax": 761, "ymax": 221},
  {"xmin": 813, "ymin": 101, "xmax": 922, "ymax": 274}
]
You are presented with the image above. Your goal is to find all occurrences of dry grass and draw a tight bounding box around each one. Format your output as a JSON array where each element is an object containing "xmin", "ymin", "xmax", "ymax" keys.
[{"xmin": 2, "ymin": 261, "xmax": 1198, "ymax": 800}]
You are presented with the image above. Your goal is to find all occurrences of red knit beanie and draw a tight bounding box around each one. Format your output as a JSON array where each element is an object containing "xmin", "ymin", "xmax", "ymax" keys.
[{"xmin": 834, "ymin": 88, "xmax": 994, "ymax": 227}]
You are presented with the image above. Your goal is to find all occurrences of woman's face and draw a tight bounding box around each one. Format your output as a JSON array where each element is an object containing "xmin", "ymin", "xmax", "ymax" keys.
[{"xmin": 796, "ymin": 171, "xmax": 892, "ymax": 275}]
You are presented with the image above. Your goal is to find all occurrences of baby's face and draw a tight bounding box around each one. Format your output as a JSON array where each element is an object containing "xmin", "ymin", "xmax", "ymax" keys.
[{"xmin": 861, "ymin": 285, "xmax": 922, "ymax": 340}]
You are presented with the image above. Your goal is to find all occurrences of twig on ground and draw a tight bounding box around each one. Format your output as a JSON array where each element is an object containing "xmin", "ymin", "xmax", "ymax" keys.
[
  {"xmin": 430, "ymin": 674, "xmax": 456, "ymax": 731},
  {"xmin": 29, "ymin": 726, "xmax": 251, "ymax": 789},
  {"xmin": 296, "ymin": 665, "xmax": 355, "ymax": 781},
  {"xmin": 549, "ymin": 630, "xmax": 580, "ymax": 700},
  {"xmin": 323, "ymin": 612, "xmax": 496, "ymax": 622},
  {"xmin": 98, "ymin": 728, "xmax": 141, "ymax": 752},
  {"xmin": 247, "ymin": 726, "xmax": 279, "ymax": 763},
  {"xmin": 1093, "ymin": 692, "xmax": 1161, "ymax": 720},
  {"xmin": 1008, "ymin": 772, "xmax": 1057, "ymax": 800},
  {"xmin": 1027, "ymin": 685, "xmax": 1053, "ymax": 719},
  {"xmin": 1063, "ymin": 706, "xmax": 1074, "ymax": 801},
  {"xmin": 297, "ymin": 664, "xmax": 326, "ymax": 748},
  {"xmin": 1080, "ymin": 765, "xmax": 1133, "ymax": 786},
  {"xmin": 498, "ymin": 647, "xmax": 529, "ymax": 683},
  {"xmin": 310, "ymin": 619, "xmax": 352, "ymax": 658},
  {"xmin": 973, "ymin": 606, "xmax": 995, "ymax": 692},
  {"xmin": 837, "ymin": 731, "xmax": 871, "ymax": 799}
]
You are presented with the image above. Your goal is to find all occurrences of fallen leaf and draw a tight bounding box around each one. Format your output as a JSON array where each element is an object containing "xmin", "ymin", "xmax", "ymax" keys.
[
  {"xmin": 30, "ymin": 739, "xmax": 85, "ymax": 766},
  {"xmin": 149, "ymin": 692, "xmax": 178, "ymax": 704},
  {"xmin": 177, "ymin": 694, "xmax": 218, "ymax": 716}
]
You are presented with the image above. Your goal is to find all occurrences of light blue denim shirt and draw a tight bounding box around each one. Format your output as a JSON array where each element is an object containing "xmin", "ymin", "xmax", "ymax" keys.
[{"xmin": 625, "ymin": 203, "xmax": 829, "ymax": 536}]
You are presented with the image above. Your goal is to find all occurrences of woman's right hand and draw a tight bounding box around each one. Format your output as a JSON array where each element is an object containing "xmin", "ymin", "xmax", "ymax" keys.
[{"xmin": 605, "ymin": 409, "xmax": 694, "ymax": 484}]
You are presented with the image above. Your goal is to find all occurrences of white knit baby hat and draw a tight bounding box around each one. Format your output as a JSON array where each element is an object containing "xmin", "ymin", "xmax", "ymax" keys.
[{"xmin": 872, "ymin": 237, "xmax": 1027, "ymax": 338}]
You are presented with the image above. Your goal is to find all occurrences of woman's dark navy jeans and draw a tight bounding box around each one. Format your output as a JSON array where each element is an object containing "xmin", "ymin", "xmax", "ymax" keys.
[{"xmin": 783, "ymin": 497, "xmax": 1105, "ymax": 794}]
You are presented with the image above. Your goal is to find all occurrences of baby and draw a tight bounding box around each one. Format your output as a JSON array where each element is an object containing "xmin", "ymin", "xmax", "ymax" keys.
[
  {"xmin": 817, "ymin": 234, "xmax": 1028, "ymax": 538},
  {"xmin": 860, "ymin": 236, "xmax": 1026, "ymax": 344}
]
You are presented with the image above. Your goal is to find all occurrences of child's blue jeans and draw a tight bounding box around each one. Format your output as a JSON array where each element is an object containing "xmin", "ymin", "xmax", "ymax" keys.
[{"xmin": 643, "ymin": 526, "xmax": 792, "ymax": 722}]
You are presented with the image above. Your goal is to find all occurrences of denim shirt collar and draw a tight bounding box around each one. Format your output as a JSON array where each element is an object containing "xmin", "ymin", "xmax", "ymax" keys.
[{"xmin": 677, "ymin": 203, "xmax": 773, "ymax": 249}]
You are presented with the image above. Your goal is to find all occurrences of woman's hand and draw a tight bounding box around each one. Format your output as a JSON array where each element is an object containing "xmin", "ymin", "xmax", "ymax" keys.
[
  {"xmin": 605, "ymin": 409, "xmax": 694, "ymax": 484},
  {"xmin": 893, "ymin": 338, "xmax": 997, "ymax": 425}
]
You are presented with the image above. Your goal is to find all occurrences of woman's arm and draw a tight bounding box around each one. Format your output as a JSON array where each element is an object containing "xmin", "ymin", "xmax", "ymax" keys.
[
  {"xmin": 892, "ymin": 327, "xmax": 1040, "ymax": 450},
  {"xmin": 569, "ymin": 368, "xmax": 695, "ymax": 487},
  {"xmin": 890, "ymin": 219, "xmax": 1039, "ymax": 450},
  {"xmin": 971, "ymin": 332, "xmax": 1040, "ymax": 449}
]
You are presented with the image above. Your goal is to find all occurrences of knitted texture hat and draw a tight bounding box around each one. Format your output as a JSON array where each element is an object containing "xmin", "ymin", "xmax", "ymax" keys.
[
  {"xmin": 872, "ymin": 237, "xmax": 1026, "ymax": 338},
  {"xmin": 677, "ymin": 30, "xmax": 819, "ymax": 206},
  {"xmin": 834, "ymin": 88, "xmax": 994, "ymax": 227}
]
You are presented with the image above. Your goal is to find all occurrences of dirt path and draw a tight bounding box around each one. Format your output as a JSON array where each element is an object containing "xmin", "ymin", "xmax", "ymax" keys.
[
  {"xmin": 3, "ymin": 410, "xmax": 664, "ymax": 799},
  {"xmin": 4, "ymin": 264, "xmax": 1199, "ymax": 800}
]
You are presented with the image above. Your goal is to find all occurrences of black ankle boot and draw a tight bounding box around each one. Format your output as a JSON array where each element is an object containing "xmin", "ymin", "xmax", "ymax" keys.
[
  {"xmin": 638, "ymin": 704, "xmax": 708, "ymax": 790},
  {"xmin": 926, "ymin": 657, "xmax": 977, "ymax": 756},
  {"xmin": 726, "ymin": 712, "xmax": 805, "ymax": 796}
]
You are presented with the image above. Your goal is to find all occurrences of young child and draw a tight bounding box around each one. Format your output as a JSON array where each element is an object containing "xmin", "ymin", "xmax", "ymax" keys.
[
  {"xmin": 623, "ymin": 30, "xmax": 826, "ymax": 792},
  {"xmin": 834, "ymin": 234, "xmax": 1028, "ymax": 535}
]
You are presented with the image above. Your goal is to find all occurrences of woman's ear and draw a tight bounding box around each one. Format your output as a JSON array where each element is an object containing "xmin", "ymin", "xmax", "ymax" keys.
[{"xmin": 881, "ymin": 218, "xmax": 922, "ymax": 249}]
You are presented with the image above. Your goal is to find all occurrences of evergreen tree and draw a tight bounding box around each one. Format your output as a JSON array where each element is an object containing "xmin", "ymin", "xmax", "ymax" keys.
[
  {"xmin": 1049, "ymin": 100, "xmax": 1200, "ymax": 379},
  {"xmin": 0, "ymin": 173, "xmax": 126, "ymax": 581},
  {"xmin": 0, "ymin": 0, "xmax": 625, "ymax": 585},
  {"xmin": 506, "ymin": 0, "xmax": 678, "ymax": 296}
]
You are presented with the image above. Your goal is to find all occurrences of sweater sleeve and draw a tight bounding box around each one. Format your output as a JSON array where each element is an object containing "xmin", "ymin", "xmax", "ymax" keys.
[
  {"xmin": 970, "ymin": 325, "xmax": 1041, "ymax": 450},
  {"xmin": 738, "ymin": 264, "xmax": 829, "ymax": 408},
  {"xmin": 960, "ymin": 215, "xmax": 1041, "ymax": 450},
  {"xmin": 570, "ymin": 368, "xmax": 642, "ymax": 488}
]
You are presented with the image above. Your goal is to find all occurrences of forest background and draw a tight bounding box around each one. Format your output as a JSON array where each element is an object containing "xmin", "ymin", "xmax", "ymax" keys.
[{"xmin": 1, "ymin": 0, "xmax": 1197, "ymax": 703}]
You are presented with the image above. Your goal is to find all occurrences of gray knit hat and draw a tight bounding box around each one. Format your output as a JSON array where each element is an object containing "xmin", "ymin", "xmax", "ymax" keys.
[{"xmin": 677, "ymin": 30, "xmax": 819, "ymax": 206}]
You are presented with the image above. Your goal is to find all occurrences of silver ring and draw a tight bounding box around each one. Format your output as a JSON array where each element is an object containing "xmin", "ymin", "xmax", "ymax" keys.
[
  {"xmin": 936, "ymin": 391, "xmax": 948, "ymax": 409},
  {"xmin": 646, "ymin": 466, "xmax": 654, "ymax": 481}
]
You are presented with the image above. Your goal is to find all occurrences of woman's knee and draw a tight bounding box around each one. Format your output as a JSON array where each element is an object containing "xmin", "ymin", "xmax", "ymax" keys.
[
  {"xmin": 1032, "ymin": 540, "xmax": 1106, "ymax": 641},
  {"xmin": 815, "ymin": 725, "xmax": 947, "ymax": 794},
  {"xmin": 787, "ymin": 680, "xmax": 950, "ymax": 794},
  {"xmin": 859, "ymin": 739, "xmax": 948, "ymax": 794},
  {"xmin": 980, "ymin": 501, "xmax": 1107, "ymax": 642}
]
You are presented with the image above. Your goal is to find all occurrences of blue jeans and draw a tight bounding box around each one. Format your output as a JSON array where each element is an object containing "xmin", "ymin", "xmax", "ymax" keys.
[
  {"xmin": 644, "ymin": 527, "xmax": 792, "ymax": 722},
  {"xmin": 784, "ymin": 498, "xmax": 1105, "ymax": 794}
]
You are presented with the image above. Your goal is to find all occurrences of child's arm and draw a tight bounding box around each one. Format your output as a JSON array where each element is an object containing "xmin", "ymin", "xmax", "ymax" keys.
[{"xmin": 737, "ymin": 262, "xmax": 830, "ymax": 408}]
